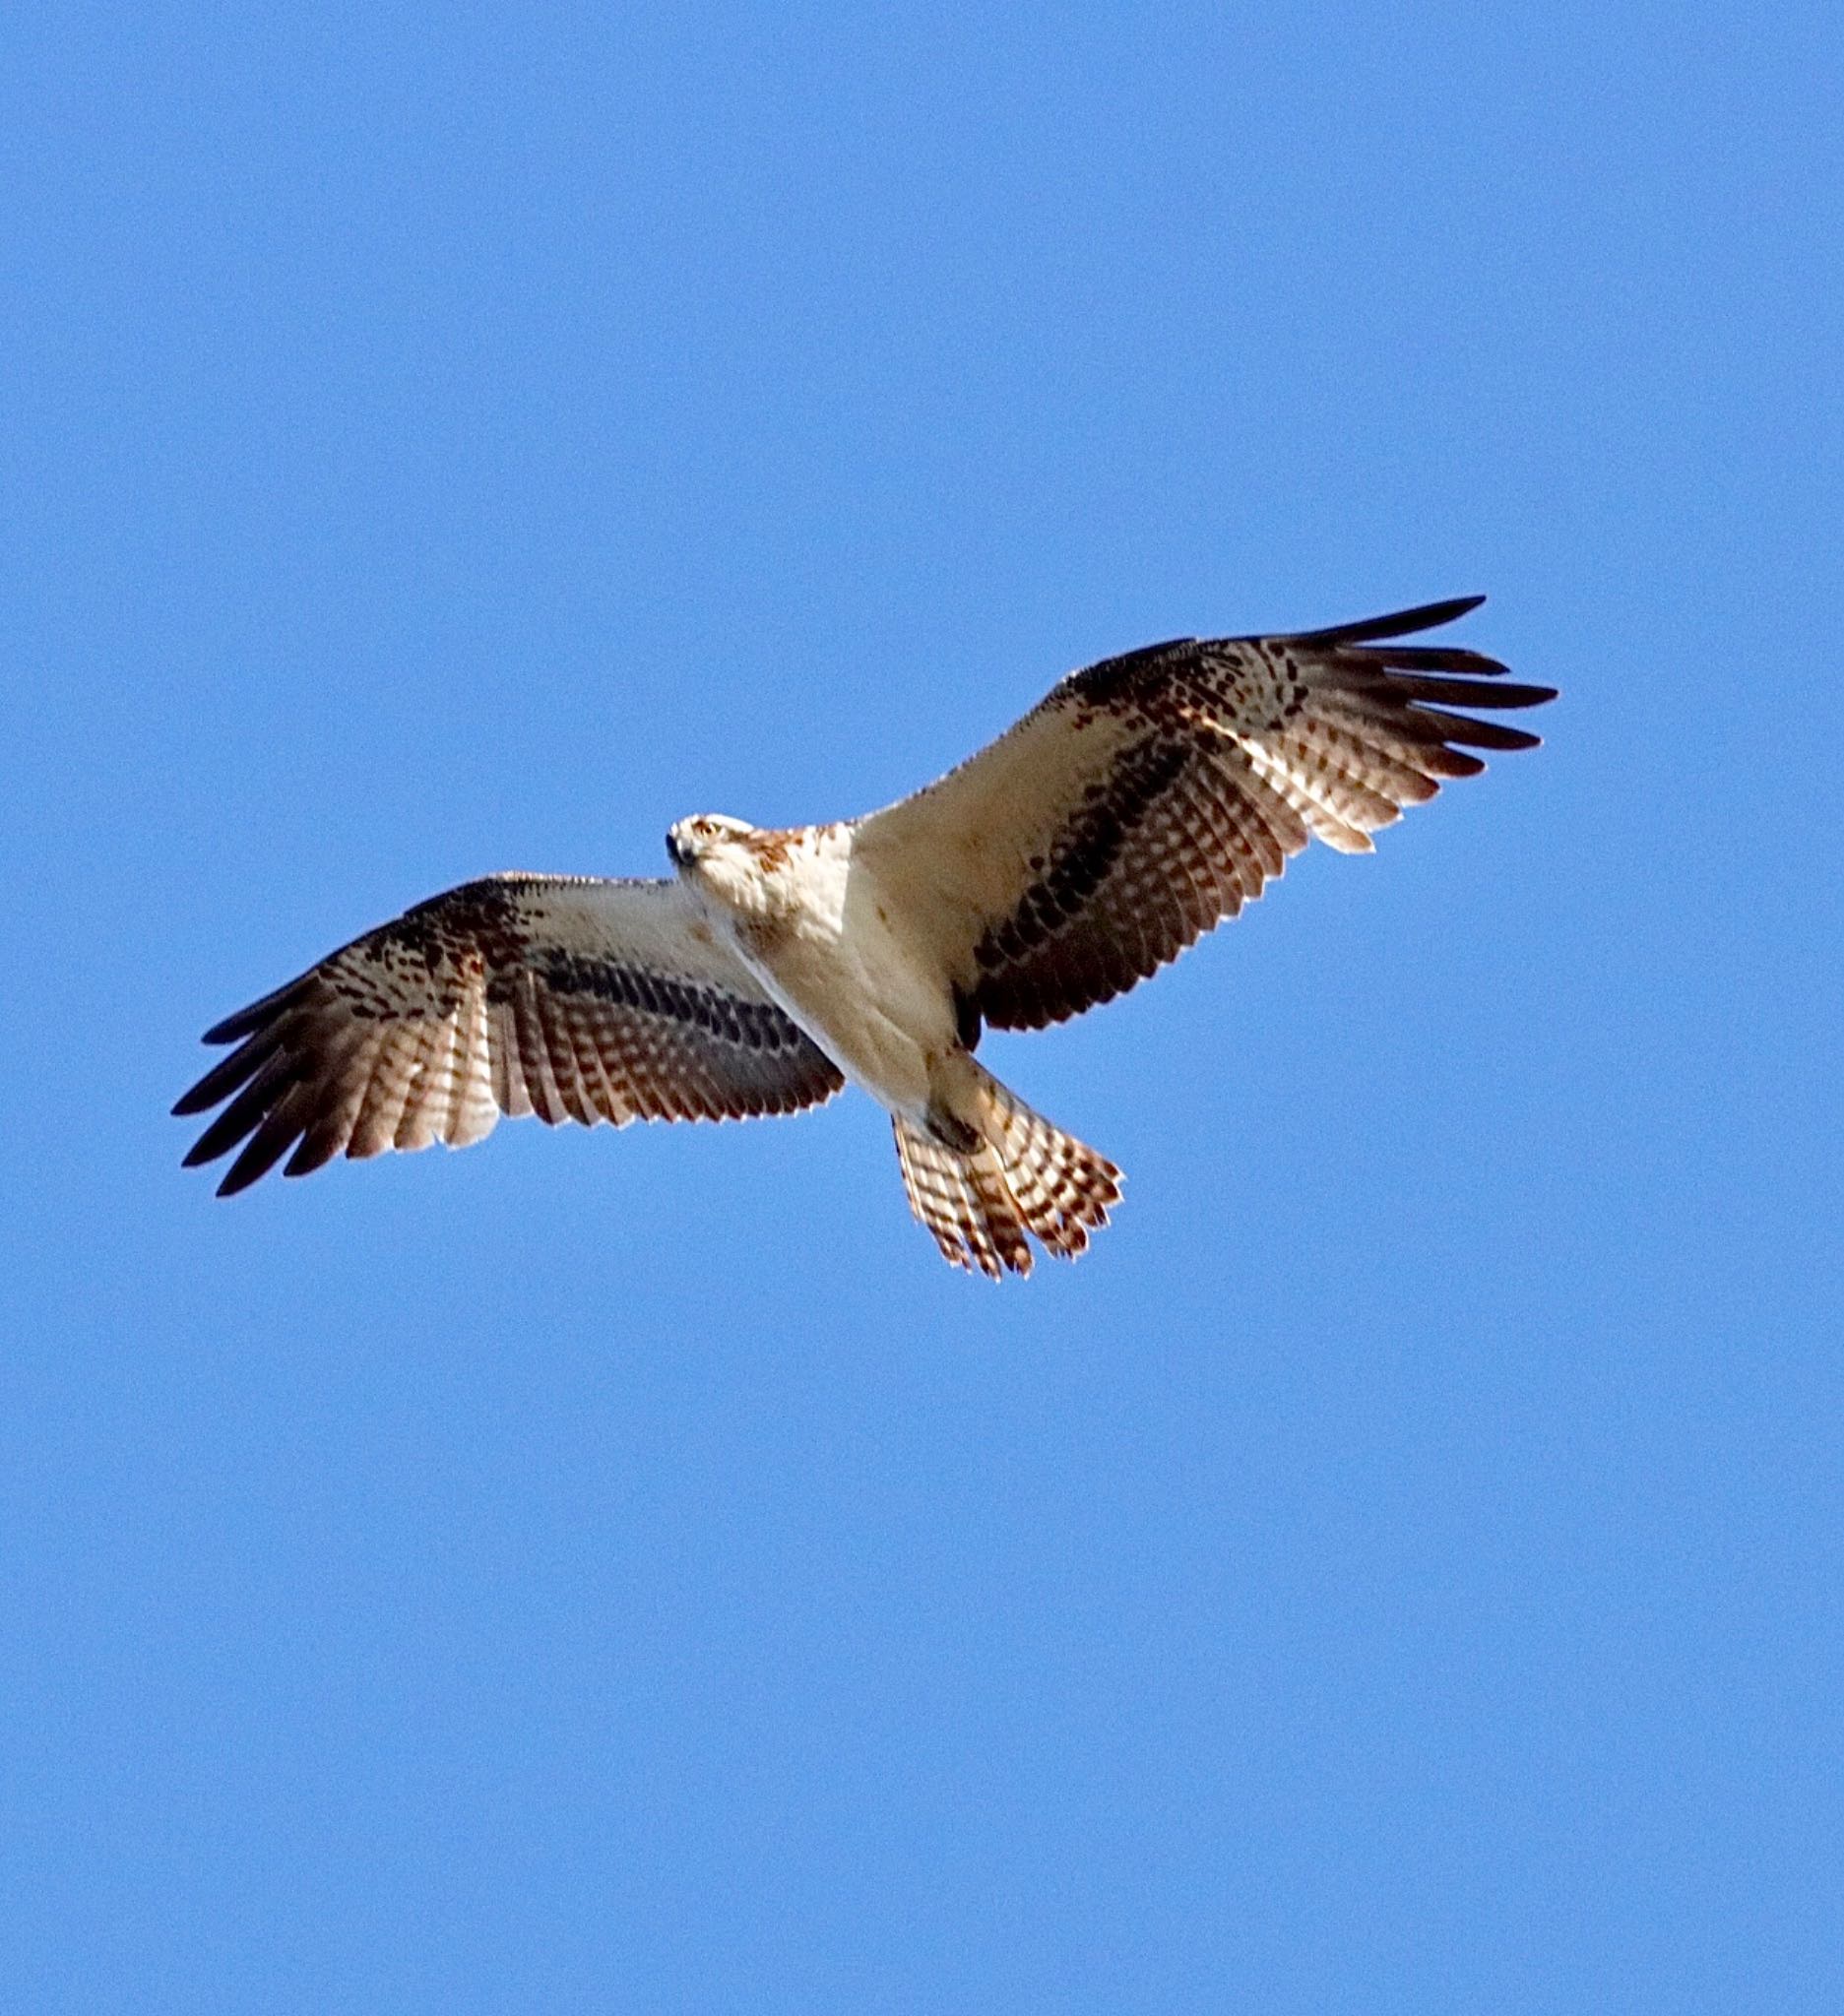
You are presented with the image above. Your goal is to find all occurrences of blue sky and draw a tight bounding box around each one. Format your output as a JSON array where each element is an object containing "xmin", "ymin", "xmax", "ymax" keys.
[{"xmin": 5, "ymin": 2, "xmax": 1841, "ymax": 2008}]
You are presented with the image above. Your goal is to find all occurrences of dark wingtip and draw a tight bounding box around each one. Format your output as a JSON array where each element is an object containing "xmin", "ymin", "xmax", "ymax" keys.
[
  {"xmin": 1302, "ymin": 594, "xmax": 1488, "ymax": 646},
  {"xmin": 173, "ymin": 1056, "xmax": 256, "ymax": 1119},
  {"xmin": 1417, "ymin": 709, "xmax": 1546, "ymax": 751},
  {"xmin": 201, "ymin": 976, "xmax": 310, "ymax": 1045},
  {"xmin": 203, "ymin": 1003, "xmax": 274, "ymax": 1045},
  {"xmin": 174, "ymin": 1028, "xmax": 287, "ymax": 1117}
]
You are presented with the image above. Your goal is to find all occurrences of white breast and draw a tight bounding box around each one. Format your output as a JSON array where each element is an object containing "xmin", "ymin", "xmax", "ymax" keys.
[{"xmin": 727, "ymin": 827, "xmax": 956, "ymax": 1121}]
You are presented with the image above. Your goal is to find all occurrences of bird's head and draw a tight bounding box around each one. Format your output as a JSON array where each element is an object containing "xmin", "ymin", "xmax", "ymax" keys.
[
  {"xmin": 666, "ymin": 812, "xmax": 758, "ymax": 870},
  {"xmin": 667, "ymin": 813, "xmax": 774, "ymax": 914}
]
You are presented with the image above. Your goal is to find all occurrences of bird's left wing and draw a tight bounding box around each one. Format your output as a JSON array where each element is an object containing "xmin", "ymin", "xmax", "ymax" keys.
[
  {"xmin": 852, "ymin": 598, "xmax": 1555, "ymax": 1034},
  {"xmin": 175, "ymin": 873, "xmax": 843, "ymax": 1194}
]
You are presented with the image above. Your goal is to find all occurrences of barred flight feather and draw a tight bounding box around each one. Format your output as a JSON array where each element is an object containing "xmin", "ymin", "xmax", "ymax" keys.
[
  {"xmin": 856, "ymin": 595, "xmax": 1555, "ymax": 1035},
  {"xmin": 174, "ymin": 876, "xmax": 843, "ymax": 1196}
]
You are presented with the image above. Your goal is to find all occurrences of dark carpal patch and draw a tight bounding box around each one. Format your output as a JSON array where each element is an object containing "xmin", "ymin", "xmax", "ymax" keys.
[
  {"xmin": 391, "ymin": 876, "xmax": 530, "ymax": 975},
  {"xmin": 1065, "ymin": 639, "xmax": 1196, "ymax": 707}
]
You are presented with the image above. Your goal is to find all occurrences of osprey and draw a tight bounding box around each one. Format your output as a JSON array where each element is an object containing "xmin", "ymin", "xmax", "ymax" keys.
[{"xmin": 176, "ymin": 597, "xmax": 1553, "ymax": 1277}]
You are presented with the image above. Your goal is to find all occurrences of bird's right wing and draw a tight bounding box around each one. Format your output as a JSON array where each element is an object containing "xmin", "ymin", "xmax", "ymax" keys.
[
  {"xmin": 853, "ymin": 598, "xmax": 1554, "ymax": 1034},
  {"xmin": 174, "ymin": 874, "xmax": 843, "ymax": 1194}
]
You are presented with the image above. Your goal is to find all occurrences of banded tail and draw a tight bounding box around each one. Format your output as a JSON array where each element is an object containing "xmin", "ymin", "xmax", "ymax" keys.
[{"xmin": 891, "ymin": 1062, "xmax": 1121, "ymax": 1278}]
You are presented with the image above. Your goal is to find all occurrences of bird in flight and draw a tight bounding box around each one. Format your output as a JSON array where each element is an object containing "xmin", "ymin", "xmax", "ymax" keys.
[{"xmin": 176, "ymin": 596, "xmax": 1553, "ymax": 1277}]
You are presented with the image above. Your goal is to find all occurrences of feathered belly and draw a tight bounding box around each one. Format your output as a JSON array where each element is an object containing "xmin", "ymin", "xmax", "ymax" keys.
[{"xmin": 725, "ymin": 907, "xmax": 952, "ymax": 1122}]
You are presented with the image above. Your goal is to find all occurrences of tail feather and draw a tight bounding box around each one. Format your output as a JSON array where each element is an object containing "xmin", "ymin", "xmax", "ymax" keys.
[{"xmin": 892, "ymin": 1068, "xmax": 1121, "ymax": 1278}]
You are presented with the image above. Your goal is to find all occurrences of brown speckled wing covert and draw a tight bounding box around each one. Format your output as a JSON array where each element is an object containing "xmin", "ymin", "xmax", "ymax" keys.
[
  {"xmin": 174, "ymin": 875, "xmax": 843, "ymax": 1196},
  {"xmin": 855, "ymin": 597, "xmax": 1555, "ymax": 1033}
]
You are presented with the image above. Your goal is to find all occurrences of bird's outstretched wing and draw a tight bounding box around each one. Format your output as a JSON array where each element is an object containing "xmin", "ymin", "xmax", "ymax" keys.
[
  {"xmin": 853, "ymin": 598, "xmax": 1555, "ymax": 1033},
  {"xmin": 174, "ymin": 874, "xmax": 843, "ymax": 1194}
]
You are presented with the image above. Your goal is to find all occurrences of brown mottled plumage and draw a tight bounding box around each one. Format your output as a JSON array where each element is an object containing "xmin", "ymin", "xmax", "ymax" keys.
[
  {"xmin": 177, "ymin": 597, "xmax": 1552, "ymax": 1274},
  {"xmin": 174, "ymin": 877, "xmax": 842, "ymax": 1197}
]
